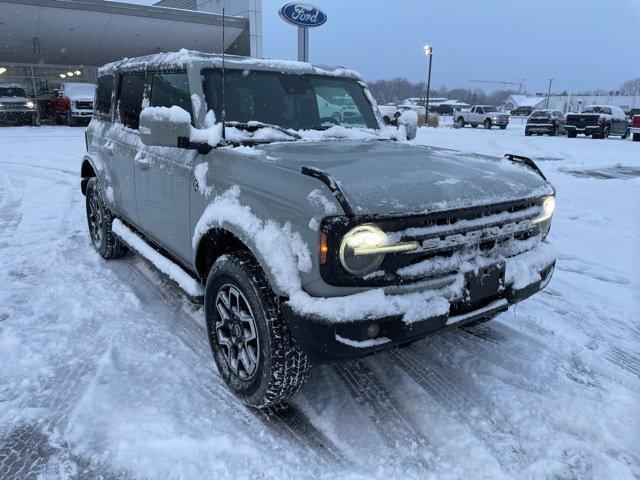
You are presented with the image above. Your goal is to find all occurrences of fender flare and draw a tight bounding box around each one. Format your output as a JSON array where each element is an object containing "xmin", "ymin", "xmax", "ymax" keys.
[{"xmin": 80, "ymin": 153, "xmax": 106, "ymax": 195}]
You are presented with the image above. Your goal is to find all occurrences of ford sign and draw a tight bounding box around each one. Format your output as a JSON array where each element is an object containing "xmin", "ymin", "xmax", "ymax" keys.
[{"xmin": 279, "ymin": 3, "xmax": 327, "ymax": 28}]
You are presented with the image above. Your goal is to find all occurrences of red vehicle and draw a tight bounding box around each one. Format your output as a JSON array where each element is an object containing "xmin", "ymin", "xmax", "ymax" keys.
[
  {"xmin": 630, "ymin": 115, "xmax": 640, "ymax": 142},
  {"xmin": 50, "ymin": 82, "xmax": 95, "ymax": 126}
]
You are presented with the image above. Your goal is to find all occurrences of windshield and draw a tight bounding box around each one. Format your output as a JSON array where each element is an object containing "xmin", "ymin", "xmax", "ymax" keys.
[
  {"xmin": 483, "ymin": 106, "xmax": 499, "ymax": 113},
  {"xmin": 65, "ymin": 83, "xmax": 95, "ymax": 97},
  {"xmin": 530, "ymin": 110, "xmax": 550, "ymax": 117},
  {"xmin": 0, "ymin": 87, "xmax": 26, "ymax": 97},
  {"xmin": 203, "ymin": 69, "xmax": 378, "ymax": 131}
]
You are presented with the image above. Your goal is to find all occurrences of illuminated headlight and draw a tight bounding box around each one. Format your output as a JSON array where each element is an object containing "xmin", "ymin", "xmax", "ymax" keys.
[
  {"xmin": 339, "ymin": 224, "xmax": 419, "ymax": 276},
  {"xmin": 492, "ymin": 115, "xmax": 499, "ymax": 121},
  {"xmin": 339, "ymin": 225, "xmax": 387, "ymax": 275},
  {"xmin": 26, "ymin": 101, "xmax": 35, "ymax": 109},
  {"xmin": 533, "ymin": 196, "xmax": 555, "ymax": 237}
]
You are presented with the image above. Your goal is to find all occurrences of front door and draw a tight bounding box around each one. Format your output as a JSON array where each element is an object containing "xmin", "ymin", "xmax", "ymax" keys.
[{"xmin": 134, "ymin": 72, "xmax": 197, "ymax": 264}]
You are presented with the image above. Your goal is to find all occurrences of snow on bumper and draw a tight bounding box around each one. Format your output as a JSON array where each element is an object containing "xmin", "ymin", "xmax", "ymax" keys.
[{"xmin": 283, "ymin": 241, "xmax": 555, "ymax": 362}]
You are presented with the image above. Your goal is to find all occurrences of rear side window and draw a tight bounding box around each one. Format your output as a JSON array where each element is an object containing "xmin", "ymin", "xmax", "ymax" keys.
[
  {"xmin": 149, "ymin": 72, "xmax": 193, "ymax": 118},
  {"xmin": 117, "ymin": 73, "xmax": 146, "ymax": 130},
  {"xmin": 95, "ymin": 75, "xmax": 114, "ymax": 115}
]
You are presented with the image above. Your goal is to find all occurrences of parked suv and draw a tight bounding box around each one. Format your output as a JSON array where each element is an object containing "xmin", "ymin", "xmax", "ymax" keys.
[
  {"xmin": 51, "ymin": 82, "xmax": 96, "ymax": 125},
  {"xmin": 565, "ymin": 105, "xmax": 629, "ymax": 139},
  {"xmin": 525, "ymin": 109, "xmax": 566, "ymax": 136},
  {"xmin": 81, "ymin": 51, "xmax": 556, "ymax": 408},
  {"xmin": 0, "ymin": 83, "xmax": 38, "ymax": 125}
]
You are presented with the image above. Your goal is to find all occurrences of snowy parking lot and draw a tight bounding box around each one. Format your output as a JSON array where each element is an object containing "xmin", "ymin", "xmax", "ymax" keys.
[{"xmin": 0, "ymin": 122, "xmax": 638, "ymax": 479}]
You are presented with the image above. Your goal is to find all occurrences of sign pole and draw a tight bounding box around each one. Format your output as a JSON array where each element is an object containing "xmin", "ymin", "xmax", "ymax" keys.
[{"xmin": 297, "ymin": 27, "xmax": 309, "ymax": 62}]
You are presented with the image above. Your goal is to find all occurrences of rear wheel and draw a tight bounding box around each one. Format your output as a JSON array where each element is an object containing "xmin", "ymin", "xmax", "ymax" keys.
[
  {"xmin": 456, "ymin": 117, "xmax": 466, "ymax": 128},
  {"xmin": 205, "ymin": 252, "xmax": 311, "ymax": 408},
  {"xmin": 484, "ymin": 119, "xmax": 492, "ymax": 129},
  {"xmin": 85, "ymin": 178, "xmax": 124, "ymax": 259}
]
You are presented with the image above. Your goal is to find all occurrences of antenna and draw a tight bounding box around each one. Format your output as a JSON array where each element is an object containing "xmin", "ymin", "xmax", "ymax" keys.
[{"xmin": 221, "ymin": 8, "xmax": 226, "ymax": 141}]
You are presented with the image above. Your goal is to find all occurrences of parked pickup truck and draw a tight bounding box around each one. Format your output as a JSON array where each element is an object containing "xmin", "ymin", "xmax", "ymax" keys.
[
  {"xmin": 0, "ymin": 83, "xmax": 38, "ymax": 125},
  {"xmin": 454, "ymin": 105, "xmax": 509, "ymax": 129},
  {"xmin": 51, "ymin": 82, "xmax": 96, "ymax": 126},
  {"xmin": 565, "ymin": 105, "xmax": 629, "ymax": 139},
  {"xmin": 630, "ymin": 115, "xmax": 640, "ymax": 142}
]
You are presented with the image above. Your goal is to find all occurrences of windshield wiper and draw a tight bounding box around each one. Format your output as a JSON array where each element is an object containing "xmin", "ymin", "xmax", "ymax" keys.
[{"xmin": 226, "ymin": 121, "xmax": 301, "ymax": 140}]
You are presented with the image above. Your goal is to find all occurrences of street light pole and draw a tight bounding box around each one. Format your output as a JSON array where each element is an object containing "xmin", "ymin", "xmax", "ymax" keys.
[
  {"xmin": 546, "ymin": 78, "xmax": 553, "ymax": 109},
  {"xmin": 423, "ymin": 44, "xmax": 433, "ymax": 125}
]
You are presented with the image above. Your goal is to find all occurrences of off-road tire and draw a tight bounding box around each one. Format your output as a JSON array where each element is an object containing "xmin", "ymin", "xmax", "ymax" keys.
[
  {"xmin": 205, "ymin": 252, "xmax": 311, "ymax": 409},
  {"xmin": 85, "ymin": 177, "xmax": 124, "ymax": 259}
]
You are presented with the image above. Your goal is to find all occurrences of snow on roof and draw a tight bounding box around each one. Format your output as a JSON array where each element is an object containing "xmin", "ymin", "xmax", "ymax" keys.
[
  {"xmin": 98, "ymin": 49, "xmax": 362, "ymax": 80},
  {"xmin": 508, "ymin": 95, "xmax": 545, "ymax": 108}
]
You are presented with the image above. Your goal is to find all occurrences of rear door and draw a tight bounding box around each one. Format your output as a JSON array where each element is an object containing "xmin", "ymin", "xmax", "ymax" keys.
[{"xmin": 134, "ymin": 71, "xmax": 197, "ymax": 264}]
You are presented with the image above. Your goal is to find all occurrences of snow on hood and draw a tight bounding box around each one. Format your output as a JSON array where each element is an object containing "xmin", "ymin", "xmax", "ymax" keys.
[{"xmin": 255, "ymin": 141, "xmax": 554, "ymax": 215}]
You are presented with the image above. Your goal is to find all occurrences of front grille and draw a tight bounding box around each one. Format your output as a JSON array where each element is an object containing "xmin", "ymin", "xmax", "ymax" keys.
[
  {"xmin": 0, "ymin": 103, "xmax": 31, "ymax": 111},
  {"xmin": 75, "ymin": 101, "xmax": 93, "ymax": 110},
  {"xmin": 320, "ymin": 198, "xmax": 543, "ymax": 287}
]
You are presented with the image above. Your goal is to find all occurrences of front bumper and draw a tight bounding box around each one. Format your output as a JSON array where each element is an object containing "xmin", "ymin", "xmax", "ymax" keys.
[
  {"xmin": 565, "ymin": 125, "xmax": 602, "ymax": 135},
  {"xmin": 0, "ymin": 111, "xmax": 37, "ymax": 123},
  {"xmin": 284, "ymin": 260, "xmax": 554, "ymax": 363}
]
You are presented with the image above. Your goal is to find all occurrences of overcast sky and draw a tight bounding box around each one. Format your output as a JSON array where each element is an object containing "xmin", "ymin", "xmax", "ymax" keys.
[{"xmin": 129, "ymin": 0, "xmax": 639, "ymax": 94}]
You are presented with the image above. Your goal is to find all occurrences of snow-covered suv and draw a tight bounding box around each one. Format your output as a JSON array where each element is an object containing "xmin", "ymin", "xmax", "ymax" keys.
[{"xmin": 81, "ymin": 50, "xmax": 557, "ymax": 408}]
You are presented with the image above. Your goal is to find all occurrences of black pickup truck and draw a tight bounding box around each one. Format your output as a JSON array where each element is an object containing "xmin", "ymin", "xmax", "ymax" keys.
[{"xmin": 565, "ymin": 105, "xmax": 629, "ymax": 139}]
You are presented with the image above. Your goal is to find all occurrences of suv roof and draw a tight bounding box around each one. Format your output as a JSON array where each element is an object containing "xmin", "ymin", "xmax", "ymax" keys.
[{"xmin": 98, "ymin": 49, "xmax": 362, "ymax": 81}]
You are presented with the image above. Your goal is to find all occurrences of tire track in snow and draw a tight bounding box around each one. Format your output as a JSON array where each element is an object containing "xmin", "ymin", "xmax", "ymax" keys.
[
  {"xmin": 385, "ymin": 347, "xmax": 529, "ymax": 473},
  {"xmin": 603, "ymin": 347, "xmax": 640, "ymax": 379},
  {"xmin": 0, "ymin": 171, "xmax": 25, "ymax": 241},
  {"xmin": 332, "ymin": 361, "xmax": 432, "ymax": 470},
  {"xmin": 113, "ymin": 256, "xmax": 347, "ymax": 467}
]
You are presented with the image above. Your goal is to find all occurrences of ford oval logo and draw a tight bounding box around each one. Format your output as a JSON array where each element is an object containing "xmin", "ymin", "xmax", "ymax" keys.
[{"xmin": 279, "ymin": 3, "xmax": 327, "ymax": 28}]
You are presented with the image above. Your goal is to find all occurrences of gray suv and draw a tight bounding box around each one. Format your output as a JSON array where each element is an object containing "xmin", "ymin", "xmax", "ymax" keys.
[{"xmin": 81, "ymin": 51, "xmax": 556, "ymax": 408}]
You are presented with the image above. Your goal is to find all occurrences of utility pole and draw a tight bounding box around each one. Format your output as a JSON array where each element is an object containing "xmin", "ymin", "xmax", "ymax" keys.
[
  {"xmin": 546, "ymin": 78, "xmax": 553, "ymax": 109},
  {"xmin": 423, "ymin": 44, "xmax": 433, "ymax": 124}
]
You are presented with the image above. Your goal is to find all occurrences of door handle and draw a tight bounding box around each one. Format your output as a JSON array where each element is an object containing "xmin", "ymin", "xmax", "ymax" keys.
[{"xmin": 136, "ymin": 155, "xmax": 150, "ymax": 170}]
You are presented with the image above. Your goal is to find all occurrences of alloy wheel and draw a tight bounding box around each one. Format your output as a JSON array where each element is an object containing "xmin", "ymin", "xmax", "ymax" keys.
[
  {"xmin": 88, "ymin": 191, "xmax": 104, "ymax": 249},
  {"xmin": 215, "ymin": 284, "xmax": 259, "ymax": 380}
]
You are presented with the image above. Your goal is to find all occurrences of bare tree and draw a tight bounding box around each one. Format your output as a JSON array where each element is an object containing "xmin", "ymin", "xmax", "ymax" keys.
[{"xmin": 619, "ymin": 78, "xmax": 640, "ymax": 95}]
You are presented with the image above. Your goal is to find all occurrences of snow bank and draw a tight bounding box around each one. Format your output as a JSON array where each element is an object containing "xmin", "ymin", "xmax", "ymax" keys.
[{"xmin": 112, "ymin": 220, "xmax": 203, "ymax": 297}]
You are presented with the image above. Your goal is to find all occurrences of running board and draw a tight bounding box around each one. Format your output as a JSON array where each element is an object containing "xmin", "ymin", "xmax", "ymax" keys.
[{"xmin": 112, "ymin": 219, "xmax": 204, "ymax": 303}]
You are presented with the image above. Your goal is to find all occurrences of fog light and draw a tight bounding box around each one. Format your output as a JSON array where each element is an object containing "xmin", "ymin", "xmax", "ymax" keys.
[{"xmin": 366, "ymin": 323, "xmax": 381, "ymax": 339}]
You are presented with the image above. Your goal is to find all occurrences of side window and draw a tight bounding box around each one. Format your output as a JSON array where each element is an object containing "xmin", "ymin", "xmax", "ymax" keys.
[
  {"xmin": 95, "ymin": 75, "xmax": 114, "ymax": 116},
  {"xmin": 602, "ymin": 108, "xmax": 611, "ymax": 115},
  {"xmin": 477, "ymin": 107, "xmax": 484, "ymax": 114},
  {"xmin": 117, "ymin": 73, "xmax": 146, "ymax": 130},
  {"xmin": 149, "ymin": 72, "xmax": 193, "ymax": 119}
]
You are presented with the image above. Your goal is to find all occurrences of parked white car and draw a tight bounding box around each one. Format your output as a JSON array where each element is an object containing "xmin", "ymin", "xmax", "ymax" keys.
[{"xmin": 454, "ymin": 105, "xmax": 510, "ymax": 130}]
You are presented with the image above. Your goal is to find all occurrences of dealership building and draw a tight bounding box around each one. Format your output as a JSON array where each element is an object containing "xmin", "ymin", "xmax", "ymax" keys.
[{"xmin": 0, "ymin": 0, "xmax": 263, "ymax": 95}]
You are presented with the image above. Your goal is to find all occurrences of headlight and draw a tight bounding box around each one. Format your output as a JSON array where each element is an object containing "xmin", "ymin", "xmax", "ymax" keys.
[
  {"xmin": 533, "ymin": 196, "xmax": 555, "ymax": 225},
  {"xmin": 492, "ymin": 115, "xmax": 499, "ymax": 121},
  {"xmin": 26, "ymin": 101, "xmax": 35, "ymax": 108},
  {"xmin": 339, "ymin": 224, "xmax": 420, "ymax": 276},
  {"xmin": 339, "ymin": 225, "xmax": 388, "ymax": 275}
]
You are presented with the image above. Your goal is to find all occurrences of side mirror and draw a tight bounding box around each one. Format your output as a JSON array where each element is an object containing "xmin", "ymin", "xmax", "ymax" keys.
[
  {"xmin": 397, "ymin": 110, "xmax": 418, "ymax": 140},
  {"xmin": 139, "ymin": 106, "xmax": 192, "ymax": 148}
]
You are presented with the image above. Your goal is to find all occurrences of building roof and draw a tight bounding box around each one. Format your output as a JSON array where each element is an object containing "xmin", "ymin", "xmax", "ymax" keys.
[{"xmin": 0, "ymin": 0, "xmax": 247, "ymax": 66}]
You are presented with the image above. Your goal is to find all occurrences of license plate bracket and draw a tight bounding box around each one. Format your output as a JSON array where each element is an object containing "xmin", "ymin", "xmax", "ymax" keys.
[{"xmin": 464, "ymin": 262, "xmax": 505, "ymax": 304}]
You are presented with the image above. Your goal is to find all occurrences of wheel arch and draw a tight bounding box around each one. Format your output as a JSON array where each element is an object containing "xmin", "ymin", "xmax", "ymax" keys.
[
  {"xmin": 194, "ymin": 227, "xmax": 286, "ymax": 297},
  {"xmin": 80, "ymin": 154, "xmax": 104, "ymax": 196}
]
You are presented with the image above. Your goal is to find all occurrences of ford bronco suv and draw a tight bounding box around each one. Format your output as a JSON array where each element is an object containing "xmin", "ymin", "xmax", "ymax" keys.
[
  {"xmin": 81, "ymin": 51, "xmax": 556, "ymax": 408},
  {"xmin": 0, "ymin": 83, "xmax": 38, "ymax": 125}
]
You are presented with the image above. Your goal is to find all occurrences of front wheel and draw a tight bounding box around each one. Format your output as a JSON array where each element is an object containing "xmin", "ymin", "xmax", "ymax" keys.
[
  {"xmin": 499, "ymin": 125, "xmax": 507, "ymax": 130},
  {"xmin": 483, "ymin": 119, "xmax": 492, "ymax": 129},
  {"xmin": 85, "ymin": 177, "xmax": 124, "ymax": 259},
  {"xmin": 205, "ymin": 252, "xmax": 311, "ymax": 408}
]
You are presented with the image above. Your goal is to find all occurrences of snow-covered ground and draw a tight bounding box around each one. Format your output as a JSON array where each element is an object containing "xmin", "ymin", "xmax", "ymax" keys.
[{"xmin": 0, "ymin": 122, "xmax": 638, "ymax": 480}]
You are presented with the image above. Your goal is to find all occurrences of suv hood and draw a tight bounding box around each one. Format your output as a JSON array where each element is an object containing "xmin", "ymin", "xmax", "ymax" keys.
[
  {"xmin": 259, "ymin": 141, "xmax": 553, "ymax": 215},
  {"xmin": 0, "ymin": 96, "xmax": 29, "ymax": 103}
]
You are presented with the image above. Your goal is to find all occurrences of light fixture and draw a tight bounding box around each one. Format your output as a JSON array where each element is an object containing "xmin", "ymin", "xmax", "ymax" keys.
[
  {"xmin": 533, "ymin": 196, "xmax": 556, "ymax": 224},
  {"xmin": 74, "ymin": 70, "xmax": 81, "ymax": 75},
  {"xmin": 67, "ymin": 71, "xmax": 74, "ymax": 76},
  {"xmin": 0, "ymin": 67, "xmax": 6, "ymax": 75},
  {"xmin": 423, "ymin": 44, "xmax": 433, "ymax": 56},
  {"xmin": 60, "ymin": 74, "xmax": 66, "ymax": 78}
]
